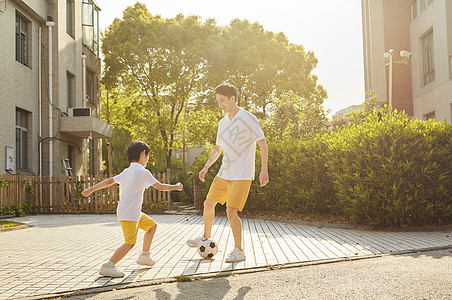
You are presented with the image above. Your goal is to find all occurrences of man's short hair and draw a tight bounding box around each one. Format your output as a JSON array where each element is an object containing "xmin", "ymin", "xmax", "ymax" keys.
[
  {"xmin": 127, "ymin": 141, "xmax": 150, "ymax": 163},
  {"xmin": 215, "ymin": 83, "xmax": 237, "ymax": 99}
]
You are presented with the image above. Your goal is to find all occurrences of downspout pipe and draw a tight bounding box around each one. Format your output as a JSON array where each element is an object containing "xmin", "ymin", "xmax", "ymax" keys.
[
  {"xmin": 82, "ymin": 55, "xmax": 87, "ymax": 177},
  {"xmin": 38, "ymin": 26, "xmax": 42, "ymax": 176},
  {"xmin": 46, "ymin": 19, "xmax": 55, "ymax": 206},
  {"xmin": 46, "ymin": 20, "xmax": 55, "ymax": 177}
]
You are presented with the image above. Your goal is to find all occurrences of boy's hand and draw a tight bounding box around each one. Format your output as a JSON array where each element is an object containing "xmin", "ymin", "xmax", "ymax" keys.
[
  {"xmin": 81, "ymin": 189, "xmax": 91, "ymax": 197},
  {"xmin": 199, "ymin": 167, "xmax": 208, "ymax": 182},
  {"xmin": 175, "ymin": 182, "xmax": 183, "ymax": 191}
]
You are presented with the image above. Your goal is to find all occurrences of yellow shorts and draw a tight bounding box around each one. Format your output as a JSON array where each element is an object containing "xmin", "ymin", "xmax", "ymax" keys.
[
  {"xmin": 119, "ymin": 213, "xmax": 157, "ymax": 245},
  {"xmin": 206, "ymin": 176, "xmax": 252, "ymax": 212}
]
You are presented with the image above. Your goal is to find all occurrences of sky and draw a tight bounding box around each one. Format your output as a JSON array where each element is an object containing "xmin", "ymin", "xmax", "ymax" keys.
[{"xmin": 95, "ymin": 0, "xmax": 365, "ymax": 118}]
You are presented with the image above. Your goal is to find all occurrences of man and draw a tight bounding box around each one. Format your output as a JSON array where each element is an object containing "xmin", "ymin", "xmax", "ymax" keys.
[{"xmin": 186, "ymin": 83, "xmax": 269, "ymax": 262}]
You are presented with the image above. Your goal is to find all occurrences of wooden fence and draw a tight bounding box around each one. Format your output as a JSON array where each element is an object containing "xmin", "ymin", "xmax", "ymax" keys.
[{"xmin": 0, "ymin": 173, "xmax": 171, "ymax": 214}]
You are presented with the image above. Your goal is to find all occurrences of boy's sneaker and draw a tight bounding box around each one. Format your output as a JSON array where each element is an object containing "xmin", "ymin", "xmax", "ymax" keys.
[
  {"xmin": 186, "ymin": 237, "xmax": 203, "ymax": 248},
  {"xmin": 99, "ymin": 263, "xmax": 125, "ymax": 278},
  {"xmin": 136, "ymin": 253, "xmax": 156, "ymax": 266},
  {"xmin": 225, "ymin": 247, "xmax": 246, "ymax": 263}
]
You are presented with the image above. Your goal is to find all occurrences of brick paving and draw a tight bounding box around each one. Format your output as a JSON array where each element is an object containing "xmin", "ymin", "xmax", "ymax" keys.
[{"xmin": 0, "ymin": 214, "xmax": 451, "ymax": 299}]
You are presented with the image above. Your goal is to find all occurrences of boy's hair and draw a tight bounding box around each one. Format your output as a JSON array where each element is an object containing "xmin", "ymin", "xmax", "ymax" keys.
[
  {"xmin": 214, "ymin": 83, "xmax": 237, "ymax": 99},
  {"xmin": 127, "ymin": 141, "xmax": 150, "ymax": 163}
]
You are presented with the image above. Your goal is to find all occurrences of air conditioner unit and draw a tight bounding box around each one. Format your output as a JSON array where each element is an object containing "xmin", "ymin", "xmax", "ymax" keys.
[{"xmin": 68, "ymin": 107, "xmax": 92, "ymax": 117}]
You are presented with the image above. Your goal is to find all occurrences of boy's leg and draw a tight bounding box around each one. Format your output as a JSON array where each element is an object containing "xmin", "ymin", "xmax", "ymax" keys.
[
  {"xmin": 136, "ymin": 214, "xmax": 157, "ymax": 266},
  {"xmin": 143, "ymin": 224, "xmax": 157, "ymax": 252},
  {"xmin": 110, "ymin": 244, "xmax": 134, "ymax": 264},
  {"xmin": 138, "ymin": 214, "xmax": 158, "ymax": 252}
]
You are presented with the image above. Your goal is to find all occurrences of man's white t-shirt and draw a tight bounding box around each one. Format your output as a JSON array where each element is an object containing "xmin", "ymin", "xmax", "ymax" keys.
[
  {"xmin": 113, "ymin": 162, "xmax": 158, "ymax": 222},
  {"xmin": 216, "ymin": 108, "xmax": 265, "ymax": 180}
]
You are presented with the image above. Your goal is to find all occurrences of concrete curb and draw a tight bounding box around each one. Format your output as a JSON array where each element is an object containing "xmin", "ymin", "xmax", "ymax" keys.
[{"xmin": 14, "ymin": 245, "xmax": 452, "ymax": 300}]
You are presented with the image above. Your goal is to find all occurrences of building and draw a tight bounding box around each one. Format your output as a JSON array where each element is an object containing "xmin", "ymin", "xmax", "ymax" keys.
[
  {"xmin": 0, "ymin": 0, "xmax": 111, "ymax": 177},
  {"xmin": 361, "ymin": 0, "xmax": 452, "ymax": 123},
  {"xmin": 332, "ymin": 105, "xmax": 361, "ymax": 119}
]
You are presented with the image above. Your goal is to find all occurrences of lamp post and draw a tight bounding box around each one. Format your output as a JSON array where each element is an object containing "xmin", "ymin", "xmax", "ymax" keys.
[{"xmin": 383, "ymin": 49, "xmax": 412, "ymax": 107}]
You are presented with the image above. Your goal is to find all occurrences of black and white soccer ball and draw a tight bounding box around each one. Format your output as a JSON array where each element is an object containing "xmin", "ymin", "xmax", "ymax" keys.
[{"xmin": 197, "ymin": 238, "xmax": 218, "ymax": 259}]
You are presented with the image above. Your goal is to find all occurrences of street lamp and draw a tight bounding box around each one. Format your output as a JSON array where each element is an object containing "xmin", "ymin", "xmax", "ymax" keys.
[{"xmin": 383, "ymin": 49, "xmax": 413, "ymax": 107}]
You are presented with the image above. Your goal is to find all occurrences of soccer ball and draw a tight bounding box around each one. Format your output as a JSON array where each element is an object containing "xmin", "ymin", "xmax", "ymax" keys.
[{"xmin": 197, "ymin": 238, "xmax": 218, "ymax": 259}]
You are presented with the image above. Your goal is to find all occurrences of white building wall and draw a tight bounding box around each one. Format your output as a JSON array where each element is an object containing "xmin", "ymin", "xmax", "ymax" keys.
[{"xmin": 410, "ymin": 0, "xmax": 452, "ymax": 122}]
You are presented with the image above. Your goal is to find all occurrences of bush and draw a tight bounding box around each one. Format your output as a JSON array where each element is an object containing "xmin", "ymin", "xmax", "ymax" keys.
[
  {"xmin": 327, "ymin": 108, "xmax": 452, "ymax": 227},
  {"xmin": 189, "ymin": 108, "xmax": 452, "ymax": 227}
]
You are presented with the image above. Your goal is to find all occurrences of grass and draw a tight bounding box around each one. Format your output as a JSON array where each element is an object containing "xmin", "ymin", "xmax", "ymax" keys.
[{"xmin": 0, "ymin": 220, "xmax": 23, "ymax": 229}]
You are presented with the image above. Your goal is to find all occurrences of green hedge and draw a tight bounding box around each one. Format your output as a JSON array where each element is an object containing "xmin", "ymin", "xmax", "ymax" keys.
[{"xmin": 190, "ymin": 108, "xmax": 452, "ymax": 227}]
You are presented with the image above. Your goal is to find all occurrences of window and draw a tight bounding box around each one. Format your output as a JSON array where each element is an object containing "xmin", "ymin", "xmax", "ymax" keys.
[
  {"xmin": 16, "ymin": 109, "xmax": 29, "ymax": 171},
  {"xmin": 16, "ymin": 13, "xmax": 29, "ymax": 66},
  {"xmin": 86, "ymin": 70, "xmax": 95, "ymax": 104},
  {"xmin": 82, "ymin": 1, "xmax": 100, "ymax": 55},
  {"xmin": 422, "ymin": 30, "xmax": 435, "ymax": 86},
  {"xmin": 67, "ymin": 72, "xmax": 75, "ymax": 110},
  {"xmin": 66, "ymin": 0, "xmax": 74, "ymax": 37},
  {"xmin": 424, "ymin": 111, "xmax": 435, "ymax": 120},
  {"xmin": 411, "ymin": 0, "xmax": 434, "ymax": 20}
]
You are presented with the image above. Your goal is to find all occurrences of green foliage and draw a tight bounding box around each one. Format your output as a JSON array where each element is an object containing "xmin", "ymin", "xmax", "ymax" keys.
[
  {"xmin": 263, "ymin": 91, "xmax": 329, "ymax": 142},
  {"xmin": 191, "ymin": 107, "xmax": 452, "ymax": 227},
  {"xmin": 327, "ymin": 108, "xmax": 452, "ymax": 227},
  {"xmin": 246, "ymin": 138, "xmax": 336, "ymax": 215}
]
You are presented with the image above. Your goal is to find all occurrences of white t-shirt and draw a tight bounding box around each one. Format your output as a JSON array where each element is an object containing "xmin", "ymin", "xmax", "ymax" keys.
[
  {"xmin": 216, "ymin": 108, "xmax": 265, "ymax": 180},
  {"xmin": 113, "ymin": 163, "xmax": 158, "ymax": 222}
]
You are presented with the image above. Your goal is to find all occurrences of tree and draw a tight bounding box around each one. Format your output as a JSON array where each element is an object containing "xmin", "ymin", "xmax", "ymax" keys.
[
  {"xmin": 203, "ymin": 19, "xmax": 327, "ymax": 117},
  {"xmin": 102, "ymin": 3, "xmax": 218, "ymax": 172},
  {"xmin": 263, "ymin": 91, "xmax": 329, "ymax": 142}
]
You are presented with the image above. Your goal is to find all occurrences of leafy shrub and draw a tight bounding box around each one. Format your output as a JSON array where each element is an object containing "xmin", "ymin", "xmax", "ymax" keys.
[{"xmin": 327, "ymin": 108, "xmax": 452, "ymax": 227}]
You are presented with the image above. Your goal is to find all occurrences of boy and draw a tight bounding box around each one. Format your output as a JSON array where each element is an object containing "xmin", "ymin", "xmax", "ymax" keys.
[
  {"xmin": 186, "ymin": 83, "xmax": 269, "ymax": 262},
  {"xmin": 82, "ymin": 141, "xmax": 183, "ymax": 277}
]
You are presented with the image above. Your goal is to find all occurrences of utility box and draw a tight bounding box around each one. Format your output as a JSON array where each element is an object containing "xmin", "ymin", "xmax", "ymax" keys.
[{"xmin": 5, "ymin": 146, "xmax": 14, "ymax": 171}]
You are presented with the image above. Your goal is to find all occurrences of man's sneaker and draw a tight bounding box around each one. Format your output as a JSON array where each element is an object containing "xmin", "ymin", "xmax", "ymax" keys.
[
  {"xmin": 99, "ymin": 263, "xmax": 125, "ymax": 278},
  {"xmin": 186, "ymin": 237, "xmax": 203, "ymax": 248},
  {"xmin": 225, "ymin": 247, "xmax": 246, "ymax": 263},
  {"xmin": 136, "ymin": 254, "xmax": 156, "ymax": 266}
]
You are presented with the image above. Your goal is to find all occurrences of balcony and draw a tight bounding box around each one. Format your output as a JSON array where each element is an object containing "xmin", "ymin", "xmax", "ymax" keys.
[{"xmin": 60, "ymin": 116, "xmax": 111, "ymax": 138}]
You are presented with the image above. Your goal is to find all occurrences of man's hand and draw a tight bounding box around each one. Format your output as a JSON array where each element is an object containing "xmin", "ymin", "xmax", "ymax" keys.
[
  {"xmin": 175, "ymin": 182, "xmax": 183, "ymax": 191},
  {"xmin": 259, "ymin": 169, "xmax": 269, "ymax": 187},
  {"xmin": 199, "ymin": 167, "xmax": 208, "ymax": 182},
  {"xmin": 81, "ymin": 188, "xmax": 91, "ymax": 197}
]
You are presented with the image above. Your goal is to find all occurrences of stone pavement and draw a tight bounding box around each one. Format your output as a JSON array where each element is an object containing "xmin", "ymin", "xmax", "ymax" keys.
[{"xmin": 0, "ymin": 214, "xmax": 451, "ymax": 300}]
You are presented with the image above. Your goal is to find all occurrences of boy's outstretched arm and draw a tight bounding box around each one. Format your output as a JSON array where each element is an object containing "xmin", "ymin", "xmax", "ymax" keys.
[
  {"xmin": 81, "ymin": 178, "xmax": 116, "ymax": 197},
  {"xmin": 152, "ymin": 182, "xmax": 183, "ymax": 191}
]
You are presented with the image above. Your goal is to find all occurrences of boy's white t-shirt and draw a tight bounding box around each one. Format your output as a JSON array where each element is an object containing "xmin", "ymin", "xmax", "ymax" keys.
[
  {"xmin": 113, "ymin": 162, "xmax": 158, "ymax": 222},
  {"xmin": 216, "ymin": 108, "xmax": 265, "ymax": 180}
]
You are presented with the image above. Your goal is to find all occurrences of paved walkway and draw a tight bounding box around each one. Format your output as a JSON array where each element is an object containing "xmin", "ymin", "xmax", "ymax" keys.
[{"xmin": 0, "ymin": 214, "xmax": 451, "ymax": 299}]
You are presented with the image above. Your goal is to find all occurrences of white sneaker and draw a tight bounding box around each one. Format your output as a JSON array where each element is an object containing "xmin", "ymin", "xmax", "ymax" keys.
[
  {"xmin": 136, "ymin": 253, "xmax": 156, "ymax": 266},
  {"xmin": 99, "ymin": 263, "xmax": 125, "ymax": 278},
  {"xmin": 225, "ymin": 247, "xmax": 246, "ymax": 263},
  {"xmin": 186, "ymin": 236, "xmax": 203, "ymax": 248}
]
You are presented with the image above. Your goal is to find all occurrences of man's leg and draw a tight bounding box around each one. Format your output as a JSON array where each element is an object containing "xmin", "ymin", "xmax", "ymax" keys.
[
  {"xmin": 203, "ymin": 199, "xmax": 217, "ymax": 238},
  {"xmin": 226, "ymin": 206, "xmax": 242, "ymax": 250}
]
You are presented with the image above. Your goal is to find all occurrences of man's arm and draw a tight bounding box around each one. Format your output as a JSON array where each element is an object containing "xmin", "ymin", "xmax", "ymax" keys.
[
  {"xmin": 257, "ymin": 139, "xmax": 269, "ymax": 187},
  {"xmin": 199, "ymin": 145, "xmax": 223, "ymax": 182},
  {"xmin": 81, "ymin": 178, "xmax": 116, "ymax": 197}
]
